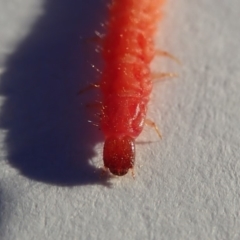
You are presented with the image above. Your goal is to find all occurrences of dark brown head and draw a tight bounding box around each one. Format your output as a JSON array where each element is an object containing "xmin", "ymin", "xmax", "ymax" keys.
[{"xmin": 103, "ymin": 136, "xmax": 135, "ymax": 176}]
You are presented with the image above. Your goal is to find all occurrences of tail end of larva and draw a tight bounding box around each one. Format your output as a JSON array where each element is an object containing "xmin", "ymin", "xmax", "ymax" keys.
[{"xmin": 103, "ymin": 136, "xmax": 135, "ymax": 176}]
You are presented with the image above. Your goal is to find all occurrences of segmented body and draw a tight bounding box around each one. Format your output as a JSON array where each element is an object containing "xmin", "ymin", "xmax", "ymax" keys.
[{"xmin": 100, "ymin": 0, "xmax": 165, "ymax": 176}]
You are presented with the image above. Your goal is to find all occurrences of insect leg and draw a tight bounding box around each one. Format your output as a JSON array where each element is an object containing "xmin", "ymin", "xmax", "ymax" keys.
[
  {"xmin": 80, "ymin": 29, "xmax": 105, "ymax": 44},
  {"xmin": 87, "ymin": 120, "xmax": 99, "ymax": 127},
  {"xmin": 155, "ymin": 50, "xmax": 181, "ymax": 65},
  {"xmin": 151, "ymin": 72, "xmax": 178, "ymax": 81},
  {"xmin": 145, "ymin": 119, "xmax": 162, "ymax": 139},
  {"xmin": 85, "ymin": 102, "xmax": 103, "ymax": 123},
  {"xmin": 78, "ymin": 83, "xmax": 100, "ymax": 94}
]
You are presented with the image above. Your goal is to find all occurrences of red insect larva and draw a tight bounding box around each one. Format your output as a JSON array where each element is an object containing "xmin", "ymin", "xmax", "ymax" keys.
[{"xmin": 98, "ymin": 0, "xmax": 166, "ymax": 176}]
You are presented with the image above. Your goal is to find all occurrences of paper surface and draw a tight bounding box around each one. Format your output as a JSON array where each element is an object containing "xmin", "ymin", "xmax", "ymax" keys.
[{"xmin": 0, "ymin": 0, "xmax": 240, "ymax": 239}]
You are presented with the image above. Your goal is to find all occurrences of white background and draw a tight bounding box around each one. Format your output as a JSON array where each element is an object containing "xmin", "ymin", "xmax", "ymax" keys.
[{"xmin": 0, "ymin": 0, "xmax": 240, "ymax": 239}]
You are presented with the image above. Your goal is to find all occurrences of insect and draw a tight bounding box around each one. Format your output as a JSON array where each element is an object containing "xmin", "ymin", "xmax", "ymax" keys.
[
  {"xmin": 82, "ymin": 0, "xmax": 177, "ymax": 176},
  {"xmin": 96, "ymin": 0, "xmax": 169, "ymax": 176}
]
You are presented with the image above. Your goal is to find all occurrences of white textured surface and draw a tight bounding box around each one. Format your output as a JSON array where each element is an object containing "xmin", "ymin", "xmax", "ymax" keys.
[{"xmin": 0, "ymin": 0, "xmax": 240, "ymax": 239}]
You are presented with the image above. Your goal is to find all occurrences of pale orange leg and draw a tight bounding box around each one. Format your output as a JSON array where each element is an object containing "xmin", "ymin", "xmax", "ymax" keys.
[
  {"xmin": 145, "ymin": 119, "xmax": 162, "ymax": 139},
  {"xmin": 151, "ymin": 72, "xmax": 178, "ymax": 81},
  {"xmin": 155, "ymin": 50, "xmax": 181, "ymax": 65}
]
